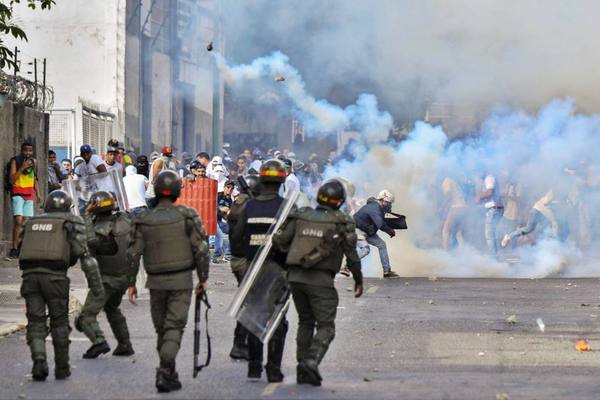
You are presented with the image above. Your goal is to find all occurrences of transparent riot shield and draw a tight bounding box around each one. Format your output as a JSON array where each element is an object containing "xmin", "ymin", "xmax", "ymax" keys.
[
  {"xmin": 227, "ymin": 188, "xmax": 299, "ymax": 343},
  {"xmin": 62, "ymin": 169, "xmax": 129, "ymax": 215}
]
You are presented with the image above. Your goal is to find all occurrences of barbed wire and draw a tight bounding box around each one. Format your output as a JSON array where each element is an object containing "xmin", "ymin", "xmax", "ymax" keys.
[{"xmin": 0, "ymin": 69, "xmax": 54, "ymax": 111}]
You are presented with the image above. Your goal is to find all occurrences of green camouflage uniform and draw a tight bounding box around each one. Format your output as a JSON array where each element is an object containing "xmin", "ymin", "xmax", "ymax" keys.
[
  {"xmin": 128, "ymin": 204, "xmax": 209, "ymax": 365},
  {"xmin": 19, "ymin": 212, "xmax": 103, "ymax": 373},
  {"xmin": 76, "ymin": 211, "xmax": 133, "ymax": 347},
  {"xmin": 274, "ymin": 205, "xmax": 362, "ymax": 368}
]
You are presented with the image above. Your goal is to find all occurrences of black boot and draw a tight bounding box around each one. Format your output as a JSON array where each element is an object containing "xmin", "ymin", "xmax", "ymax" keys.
[
  {"xmin": 155, "ymin": 362, "xmax": 182, "ymax": 393},
  {"xmin": 112, "ymin": 341, "xmax": 135, "ymax": 356},
  {"xmin": 297, "ymin": 359, "xmax": 322, "ymax": 386},
  {"xmin": 247, "ymin": 361, "xmax": 262, "ymax": 381},
  {"xmin": 229, "ymin": 342, "xmax": 249, "ymax": 360},
  {"xmin": 83, "ymin": 341, "xmax": 110, "ymax": 359},
  {"xmin": 31, "ymin": 359, "xmax": 48, "ymax": 381},
  {"xmin": 55, "ymin": 366, "xmax": 71, "ymax": 380},
  {"xmin": 265, "ymin": 363, "xmax": 284, "ymax": 383}
]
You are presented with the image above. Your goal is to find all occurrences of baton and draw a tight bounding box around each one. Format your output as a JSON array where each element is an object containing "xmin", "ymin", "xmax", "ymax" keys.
[{"xmin": 193, "ymin": 291, "xmax": 211, "ymax": 378}]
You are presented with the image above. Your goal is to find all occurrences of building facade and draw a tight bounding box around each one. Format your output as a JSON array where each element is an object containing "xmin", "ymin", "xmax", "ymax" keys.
[{"xmin": 7, "ymin": 0, "xmax": 223, "ymax": 159}]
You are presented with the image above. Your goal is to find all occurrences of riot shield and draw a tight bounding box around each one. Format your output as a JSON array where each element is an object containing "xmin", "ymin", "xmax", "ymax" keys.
[
  {"xmin": 227, "ymin": 188, "xmax": 299, "ymax": 343},
  {"xmin": 62, "ymin": 169, "xmax": 129, "ymax": 215}
]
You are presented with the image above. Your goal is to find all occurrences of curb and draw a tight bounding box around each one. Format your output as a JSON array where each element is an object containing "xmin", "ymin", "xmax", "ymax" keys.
[{"xmin": 0, "ymin": 321, "xmax": 26, "ymax": 337}]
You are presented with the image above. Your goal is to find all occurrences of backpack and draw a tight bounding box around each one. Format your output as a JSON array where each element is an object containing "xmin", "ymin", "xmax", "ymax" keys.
[{"xmin": 4, "ymin": 157, "xmax": 15, "ymax": 193}]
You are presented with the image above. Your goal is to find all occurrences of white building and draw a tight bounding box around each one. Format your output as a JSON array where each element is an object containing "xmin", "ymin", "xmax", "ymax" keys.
[{"xmin": 7, "ymin": 0, "xmax": 223, "ymax": 159}]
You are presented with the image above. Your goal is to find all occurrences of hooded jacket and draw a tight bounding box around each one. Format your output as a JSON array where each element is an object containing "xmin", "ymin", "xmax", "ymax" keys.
[{"xmin": 353, "ymin": 197, "xmax": 391, "ymax": 237}]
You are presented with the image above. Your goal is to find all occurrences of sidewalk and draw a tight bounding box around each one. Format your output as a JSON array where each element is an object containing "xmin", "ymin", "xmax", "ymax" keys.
[{"xmin": 0, "ymin": 261, "xmax": 89, "ymax": 338}]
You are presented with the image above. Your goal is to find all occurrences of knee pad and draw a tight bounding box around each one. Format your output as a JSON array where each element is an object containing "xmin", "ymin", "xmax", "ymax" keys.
[{"xmin": 50, "ymin": 326, "xmax": 70, "ymax": 348}]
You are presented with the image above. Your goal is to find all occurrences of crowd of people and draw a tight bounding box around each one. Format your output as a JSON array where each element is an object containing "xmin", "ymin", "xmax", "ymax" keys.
[
  {"xmin": 437, "ymin": 166, "xmax": 600, "ymax": 260},
  {"xmin": 13, "ymin": 144, "xmax": 367, "ymax": 392}
]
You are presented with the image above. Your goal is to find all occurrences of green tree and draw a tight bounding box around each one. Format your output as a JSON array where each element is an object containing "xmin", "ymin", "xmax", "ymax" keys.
[{"xmin": 0, "ymin": 0, "xmax": 55, "ymax": 70}]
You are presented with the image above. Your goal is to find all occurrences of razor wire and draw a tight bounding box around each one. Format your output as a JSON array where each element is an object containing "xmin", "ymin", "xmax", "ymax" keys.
[{"xmin": 0, "ymin": 69, "xmax": 54, "ymax": 111}]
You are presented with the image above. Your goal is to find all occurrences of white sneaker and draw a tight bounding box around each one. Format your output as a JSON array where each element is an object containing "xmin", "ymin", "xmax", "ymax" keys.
[{"xmin": 501, "ymin": 234, "xmax": 511, "ymax": 248}]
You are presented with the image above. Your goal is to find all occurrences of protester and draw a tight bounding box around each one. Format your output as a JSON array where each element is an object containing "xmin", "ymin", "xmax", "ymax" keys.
[
  {"xmin": 61, "ymin": 158, "xmax": 74, "ymax": 179},
  {"xmin": 123, "ymin": 165, "xmax": 149, "ymax": 215},
  {"xmin": 47, "ymin": 150, "xmax": 64, "ymax": 193},
  {"xmin": 6, "ymin": 142, "xmax": 41, "ymax": 259}
]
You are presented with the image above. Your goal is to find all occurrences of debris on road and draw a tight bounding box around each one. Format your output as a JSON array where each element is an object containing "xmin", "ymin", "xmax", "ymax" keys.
[
  {"xmin": 496, "ymin": 393, "xmax": 509, "ymax": 400},
  {"xmin": 428, "ymin": 276, "xmax": 438, "ymax": 281},
  {"xmin": 206, "ymin": 41, "xmax": 213, "ymax": 51},
  {"xmin": 536, "ymin": 318, "xmax": 545, "ymax": 332},
  {"xmin": 275, "ymin": 75, "xmax": 285, "ymax": 82},
  {"xmin": 576, "ymin": 339, "xmax": 592, "ymax": 351},
  {"xmin": 581, "ymin": 303, "xmax": 591, "ymax": 307},
  {"xmin": 428, "ymin": 299, "xmax": 435, "ymax": 305},
  {"xmin": 363, "ymin": 377, "xmax": 372, "ymax": 382},
  {"xmin": 478, "ymin": 351, "xmax": 485, "ymax": 357},
  {"xmin": 505, "ymin": 314, "xmax": 517, "ymax": 324}
]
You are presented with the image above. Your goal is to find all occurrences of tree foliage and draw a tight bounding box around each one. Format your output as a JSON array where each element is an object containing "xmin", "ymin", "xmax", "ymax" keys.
[{"xmin": 0, "ymin": 0, "xmax": 55, "ymax": 70}]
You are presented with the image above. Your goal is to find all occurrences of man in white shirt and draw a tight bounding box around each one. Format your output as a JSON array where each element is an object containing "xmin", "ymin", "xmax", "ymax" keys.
[
  {"xmin": 74, "ymin": 144, "xmax": 108, "ymax": 213},
  {"xmin": 123, "ymin": 165, "xmax": 148, "ymax": 215},
  {"xmin": 477, "ymin": 173, "xmax": 504, "ymax": 258}
]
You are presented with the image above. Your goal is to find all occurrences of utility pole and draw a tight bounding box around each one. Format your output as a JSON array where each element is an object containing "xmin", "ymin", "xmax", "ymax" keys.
[
  {"xmin": 41, "ymin": 58, "xmax": 46, "ymax": 110},
  {"xmin": 13, "ymin": 46, "xmax": 19, "ymax": 77},
  {"xmin": 33, "ymin": 58, "xmax": 38, "ymax": 107}
]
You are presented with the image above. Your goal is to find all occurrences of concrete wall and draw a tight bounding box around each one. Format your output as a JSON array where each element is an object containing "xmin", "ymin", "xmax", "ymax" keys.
[{"xmin": 0, "ymin": 100, "xmax": 49, "ymax": 257}]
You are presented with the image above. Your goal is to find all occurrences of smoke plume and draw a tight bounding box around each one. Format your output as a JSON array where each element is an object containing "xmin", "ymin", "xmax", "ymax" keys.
[{"xmin": 222, "ymin": 0, "xmax": 600, "ymax": 123}]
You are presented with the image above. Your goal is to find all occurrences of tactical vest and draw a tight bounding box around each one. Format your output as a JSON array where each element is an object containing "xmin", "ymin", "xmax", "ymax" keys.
[
  {"xmin": 286, "ymin": 208, "xmax": 347, "ymax": 273},
  {"xmin": 244, "ymin": 196, "xmax": 284, "ymax": 261},
  {"xmin": 93, "ymin": 213, "xmax": 132, "ymax": 276},
  {"xmin": 19, "ymin": 215, "xmax": 71, "ymax": 271},
  {"xmin": 136, "ymin": 206, "xmax": 194, "ymax": 274}
]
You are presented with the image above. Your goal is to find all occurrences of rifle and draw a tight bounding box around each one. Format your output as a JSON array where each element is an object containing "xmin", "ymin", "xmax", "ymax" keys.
[
  {"xmin": 385, "ymin": 211, "xmax": 408, "ymax": 230},
  {"xmin": 193, "ymin": 291, "xmax": 211, "ymax": 378}
]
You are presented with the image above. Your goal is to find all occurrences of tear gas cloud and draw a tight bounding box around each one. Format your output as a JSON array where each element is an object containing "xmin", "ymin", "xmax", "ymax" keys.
[
  {"xmin": 218, "ymin": 2, "xmax": 600, "ymax": 278},
  {"xmin": 221, "ymin": 0, "xmax": 600, "ymax": 120},
  {"xmin": 219, "ymin": 46, "xmax": 600, "ymax": 277}
]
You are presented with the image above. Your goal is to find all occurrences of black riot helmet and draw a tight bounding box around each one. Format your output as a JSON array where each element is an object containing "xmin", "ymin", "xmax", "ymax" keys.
[
  {"xmin": 317, "ymin": 179, "xmax": 346, "ymax": 209},
  {"xmin": 88, "ymin": 191, "xmax": 117, "ymax": 215},
  {"xmin": 259, "ymin": 159, "xmax": 286, "ymax": 184},
  {"xmin": 154, "ymin": 170, "xmax": 182, "ymax": 200},
  {"xmin": 244, "ymin": 174, "xmax": 261, "ymax": 196},
  {"xmin": 44, "ymin": 190, "xmax": 73, "ymax": 213}
]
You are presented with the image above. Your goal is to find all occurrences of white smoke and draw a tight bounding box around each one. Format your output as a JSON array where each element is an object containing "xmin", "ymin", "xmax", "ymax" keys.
[
  {"xmin": 216, "ymin": 51, "xmax": 393, "ymax": 141},
  {"xmin": 218, "ymin": 49, "xmax": 600, "ymax": 278}
]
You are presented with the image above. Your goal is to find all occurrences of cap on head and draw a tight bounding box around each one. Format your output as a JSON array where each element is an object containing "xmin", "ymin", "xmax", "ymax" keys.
[
  {"xmin": 259, "ymin": 159, "xmax": 286, "ymax": 183},
  {"xmin": 377, "ymin": 189, "xmax": 394, "ymax": 203},
  {"xmin": 211, "ymin": 156, "xmax": 223, "ymax": 165},
  {"xmin": 80, "ymin": 144, "xmax": 92, "ymax": 154},
  {"xmin": 161, "ymin": 146, "xmax": 173, "ymax": 156},
  {"xmin": 44, "ymin": 190, "xmax": 73, "ymax": 213},
  {"xmin": 154, "ymin": 170, "xmax": 182, "ymax": 200}
]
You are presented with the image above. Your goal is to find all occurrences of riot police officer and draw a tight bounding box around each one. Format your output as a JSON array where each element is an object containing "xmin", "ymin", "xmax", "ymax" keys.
[
  {"xmin": 229, "ymin": 160, "xmax": 289, "ymax": 382},
  {"xmin": 75, "ymin": 191, "xmax": 134, "ymax": 358},
  {"xmin": 18, "ymin": 190, "xmax": 104, "ymax": 381},
  {"xmin": 227, "ymin": 174, "xmax": 261, "ymax": 361},
  {"xmin": 127, "ymin": 170, "xmax": 209, "ymax": 393},
  {"xmin": 273, "ymin": 179, "xmax": 364, "ymax": 386}
]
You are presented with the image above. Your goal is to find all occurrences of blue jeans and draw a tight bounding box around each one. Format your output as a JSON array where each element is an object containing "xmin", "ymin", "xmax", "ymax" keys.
[
  {"xmin": 485, "ymin": 207, "xmax": 503, "ymax": 257},
  {"xmin": 129, "ymin": 206, "xmax": 148, "ymax": 216},
  {"xmin": 214, "ymin": 221, "xmax": 230, "ymax": 258},
  {"xmin": 366, "ymin": 233, "xmax": 391, "ymax": 273}
]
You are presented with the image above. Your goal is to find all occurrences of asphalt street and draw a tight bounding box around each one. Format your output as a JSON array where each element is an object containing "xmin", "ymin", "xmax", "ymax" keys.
[{"xmin": 1, "ymin": 264, "xmax": 600, "ymax": 399}]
